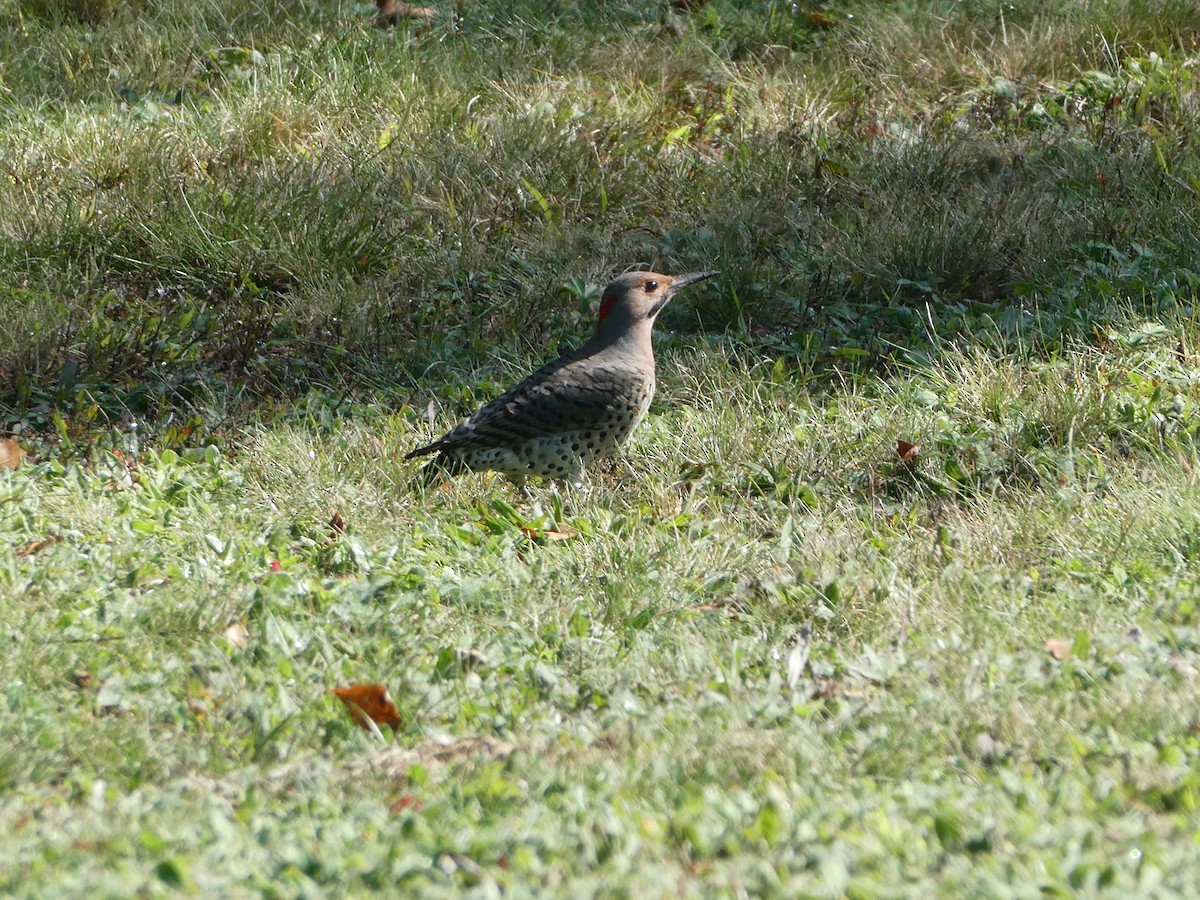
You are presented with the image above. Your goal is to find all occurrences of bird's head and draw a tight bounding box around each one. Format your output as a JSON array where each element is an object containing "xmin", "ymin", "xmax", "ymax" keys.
[{"xmin": 592, "ymin": 270, "xmax": 718, "ymax": 340}]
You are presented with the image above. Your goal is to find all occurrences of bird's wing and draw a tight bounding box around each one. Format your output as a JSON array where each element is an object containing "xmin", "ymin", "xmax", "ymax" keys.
[{"xmin": 426, "ymin": 356, "xmax": 644, "ymax": 453}]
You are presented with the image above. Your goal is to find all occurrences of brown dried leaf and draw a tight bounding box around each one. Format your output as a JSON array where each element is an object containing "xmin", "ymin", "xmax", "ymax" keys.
[
  {"xmin": 375, "ymin": 0, "xmax": 436, "ymax": 26},
  {"xmin": 328, "ymin": 510, "xmax": 346, "ymax": 541},
  {"xmin": 896, "ymin": 439, "xmax": 920, "ymax": 462},
  {"xmin": 543, "ymin": 523, "xmax": 578, "ymax": 541},
  {"xmin": 389, "ymin": 794, "xmax": 424, "ymax": 813},
  {"xmin": 15, "ymin": 535, "xmax": 62, "ymax": 558},
  {"xmin": 520, "ymin": 523, "xmax": 579, "ymax": 543},
  {"xmin": 1044, "ymin": 638, "xmax": 1071, "ymax": 661},
  {"xmin": 223, "ymin": 621, "xmax": 250, "ymax": 649},
  {"xmin": 0, "ymin": 438, "xmax": 25, "ymax": 470},
  {"xmin": 333, "ymin": 682, "xmax": 403, "ymax": 731}
]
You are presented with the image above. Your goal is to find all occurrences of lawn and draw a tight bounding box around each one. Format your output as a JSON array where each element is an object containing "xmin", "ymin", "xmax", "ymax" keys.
[{"xmin": 2, "ymin": 0, "xmax": 1200, "ymax": 894}]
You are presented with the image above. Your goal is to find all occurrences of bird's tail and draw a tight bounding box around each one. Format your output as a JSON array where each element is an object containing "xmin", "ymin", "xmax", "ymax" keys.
[
  {"xmin": 407, "ymin": 445, "xmax": 467, "ymax": 490},
  {"xmin": 404, "ymin": 439, "xmax": 446, "ymax": 462}
]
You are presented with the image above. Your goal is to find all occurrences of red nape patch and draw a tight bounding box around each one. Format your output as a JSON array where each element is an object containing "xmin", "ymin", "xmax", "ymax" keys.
[{"xmin": 598, "ymin": 295, "xmax": 617, "ymax": 321}]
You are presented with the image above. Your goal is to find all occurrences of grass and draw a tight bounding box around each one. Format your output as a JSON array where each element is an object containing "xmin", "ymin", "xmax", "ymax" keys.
[{"xmin": 3, "ymin": 0, "xmax": 1200, "ymax": 893}]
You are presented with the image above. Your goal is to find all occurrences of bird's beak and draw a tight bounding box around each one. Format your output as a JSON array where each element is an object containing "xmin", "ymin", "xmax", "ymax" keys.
[
  {"xmin": 648, "ymin": 271, "xmax": 718, "ymax": 318},
  {"xmin": 668, "ymin": 271, "xmax": 719, "ymax": 294}
]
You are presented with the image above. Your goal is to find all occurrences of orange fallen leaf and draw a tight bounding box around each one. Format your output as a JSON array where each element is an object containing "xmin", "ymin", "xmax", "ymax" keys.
[
  {"xmin": 0, "ymin": 438, "xmax": 25, "ymax": 470},
  {"xmin": 390, "ymin": 794, "xmax": 424, "ymax": 813},
  {"xmin": 333, "ymin": 683, "xmax": 403, "ymax": 731},
  {"xmin": 15, "ymin": 535, "xmax": 62, "ymax": 558},
  {"xmin": 1044, "ymin": 638, "xmax": 1071, "ymax": 661},
  {"xmin": 328, "ymin": 510, "xmax": 346, "ymax": 540},
  {"xmin": 375, "ymin": 0, "xmax": 436, "ymax": 26},
  {"xmin": 896, "ymin": 440, "xmax": 920, "ymax": 462},
  {"xmin": 520, "ymin": 523, "xmax": 579, "ymax": 543},
  {"xmin": 223, "ymin": 621, "xmax": 250, "ymax": 650}
]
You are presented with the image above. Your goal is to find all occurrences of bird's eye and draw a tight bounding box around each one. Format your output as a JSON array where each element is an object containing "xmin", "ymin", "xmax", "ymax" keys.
[{"xmin": 644, "ymin": 280, "xmax": 658, "ymax": 292}]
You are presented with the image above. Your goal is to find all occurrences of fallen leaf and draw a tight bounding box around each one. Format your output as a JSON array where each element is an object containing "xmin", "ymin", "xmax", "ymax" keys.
[
  {"xmin": 328, "ymin": 510, "xmax": 346, "ymax": 541},
  {"xmin": 15, "ymin": 535, "xmax": 62, "ymax": 558},
  {"xmin": 896, "ymin": 439, "xmax": 920, "ymax": 462},
  {"xmin": 0, "ymin": 438, "xmax": 24, "ymax": 470},
  {"xmin": 333, "ymin": 683, "xmax": 403, "ymax": 731},
  {"xmin": 1169, "ymin": 654, "xmax": 1197, "ymax": 679},
  {"xmin": 390, "ymin": 794, "xmax": 424, "ymax": 813},
  {"xmin": 223, "ymin": 621, "xmax": 250, "ymax": 650},
  {"xmin": 375, "ymin": 0, "xmax": 436, "ymax": 27},
  {"xmin": 786, "ymin": 622, "xmax": 812, "ymax": 690},
  {"xmin": 1044, "ymin": 638, "xmax": 1071, "ymax": 661},
  {"xmin": 520, "ymin": 523, "xmax": 579, "ymax": 543}
]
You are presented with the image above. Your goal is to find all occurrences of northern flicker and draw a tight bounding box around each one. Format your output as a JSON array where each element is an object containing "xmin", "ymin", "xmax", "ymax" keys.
[{"xmin": 406, "ymin": 270, "xmax": 717, "ymax": 488}]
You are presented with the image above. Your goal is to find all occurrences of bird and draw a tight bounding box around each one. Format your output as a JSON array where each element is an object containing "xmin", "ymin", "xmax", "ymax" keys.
[{"xmin": 406, "ymin": 269, "xmax": 717, "ymax": 489}]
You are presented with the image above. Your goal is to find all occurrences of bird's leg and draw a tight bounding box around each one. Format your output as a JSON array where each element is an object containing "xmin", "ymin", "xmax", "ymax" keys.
[
  {"xmin": 508, "ymin": 474, "xmax": 534, "ymax": 501},
  {"xmin": 562, "ymin": 461, "xmax": 593, "ymax": 509},
  {"xmin": 618, "ymin": 455, "xmax": 638, "ymax": 479},
  {"xmin": 567, "ymin": 460, "xmax": 585, "ymax": 493}
]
